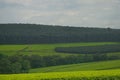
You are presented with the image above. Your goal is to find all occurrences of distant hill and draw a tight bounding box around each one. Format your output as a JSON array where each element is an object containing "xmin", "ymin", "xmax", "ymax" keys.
[{"xmin": 0, "ymin": 24, "xmax": 120, "ymax": 44}]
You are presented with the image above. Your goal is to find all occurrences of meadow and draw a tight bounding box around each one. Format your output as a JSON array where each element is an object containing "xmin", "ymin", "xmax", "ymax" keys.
[{"xmin": 0, "ymin": 69, "xmax": 120, "ymax": 80}]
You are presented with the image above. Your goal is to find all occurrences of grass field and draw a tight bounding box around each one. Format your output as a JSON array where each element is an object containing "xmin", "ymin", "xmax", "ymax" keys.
[
  {"xmin": 30, "ymin": 60, "xmax": 120, "ymax": 73},
  {"xmin": 0, "ymin": 42, "xmax": 119, "ymax": 56},
  {"xmin": 0, "ymin": 69, "xmax": 120, "ymax": 80}
]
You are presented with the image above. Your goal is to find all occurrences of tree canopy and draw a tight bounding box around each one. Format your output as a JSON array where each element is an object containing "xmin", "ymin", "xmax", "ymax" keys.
[{"xmin": 0, "ymin": 24, "xmax": 120, "ymax": 44}]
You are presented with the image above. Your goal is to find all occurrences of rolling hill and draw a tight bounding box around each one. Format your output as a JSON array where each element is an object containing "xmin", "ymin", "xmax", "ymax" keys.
[
  {"xmin": 30, "ymin": 60, "xmax": 120, "ymax": 73},
  {"xmin": 0, "ymin": 24, "xmax": 120, "ymax": 44}
]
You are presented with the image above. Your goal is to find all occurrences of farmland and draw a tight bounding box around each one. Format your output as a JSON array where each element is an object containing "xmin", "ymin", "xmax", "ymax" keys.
[
  {"xmin": 0, "ymin": 42, "xmax": 119, "ymax": 56},
  {"xmin": 1, "ymin": 42, "xmax": 120, "ymax": 71},
  {"xmin": 0, "ymin": 22, "xmax": 120, "ymax": 79},
  {"xmin": 0, "ymin": 69, "xmax": 120, "ymax": 80}
]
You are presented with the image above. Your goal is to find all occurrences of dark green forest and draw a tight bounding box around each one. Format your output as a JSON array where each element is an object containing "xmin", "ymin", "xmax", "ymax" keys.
[
  {"xmin": 0, "ymin": 24, "xmax": 120, "ymax": 44},
  {"xmin": 55, "ymin": 44, "xmax": 120, "ymax": 54}
]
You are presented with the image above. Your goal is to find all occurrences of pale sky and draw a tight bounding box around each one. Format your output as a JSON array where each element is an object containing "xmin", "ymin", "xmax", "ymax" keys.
[{"xmin": 0, "ymin": 0, "xmax": 120, "ymax": 28}]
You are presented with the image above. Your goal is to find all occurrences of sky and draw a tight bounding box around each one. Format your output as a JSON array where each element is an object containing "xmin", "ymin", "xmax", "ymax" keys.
[{"xmin": 0, "ymin": 0, "xmax": 120, "ymax": 29}]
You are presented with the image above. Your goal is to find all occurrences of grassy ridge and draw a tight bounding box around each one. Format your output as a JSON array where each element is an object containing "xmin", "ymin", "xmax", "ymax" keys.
[
  {"xmin": 30, "ymin": 60, "xmax": 120, "ymax": 73},
  {"xmin": 0, "ymin": 42, "xmax": 118, "ymax": 56},
  {"xmin": 0, "ymin": 70, "xmax": 120, "ymax": 80}
]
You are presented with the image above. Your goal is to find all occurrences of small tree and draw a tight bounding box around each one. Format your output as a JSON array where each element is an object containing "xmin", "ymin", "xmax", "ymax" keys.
[
  {"xmin": 11, "ymin": 62, "xmax": 22, "ymax": 73},
  {"xmin": 21, "ymin": 60, "xmax": 31, "ymax": 73},
  {"xmin": 0, "ymin": 58, "xmax": 11, "ymax": 74}
]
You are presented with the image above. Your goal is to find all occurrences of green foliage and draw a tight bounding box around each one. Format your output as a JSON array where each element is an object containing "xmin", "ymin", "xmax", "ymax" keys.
[
  {"xmin": 0, "ymin": 70, "xmax": 120, "ymax": 80},
  {"xmin": 0, "ymin": 54, "xmax": 31, "ymax": 74},
  {"xmin": 0, "ymin": 42, "xmax": 120, "ymax": 73},
  {"xmin": 1, "ymin": 53, "xmax": 119, "ymax": 74},
  {"xmin": 0, "ymin": 57, "xmax": 11, "ymax": 74},
  {"xmin": 29, "ymin": 55, "xmax": 46, "ymax": 68},
  {"xmin": 1, "ymin": 42, "xmax": 120, "ymax": 74},
  {"xmin": 11, "ymin": 62, "xmax": 22, "ymax": 73},
  {"xmin": 55, "ymin": 44, "xmax": 120, "ymax": 54},
  {"xmin": 28, "ymin": 54, "xmax": 119, "ymax": 69},
  {"xmin": 30, "ymin": 60, "xmax": 120, "ymax": 73},
  {"xmin": 21, "ymin": 60, "xmax": 31, "ymax": 73},
  {"xmin": 0, "ymin": 24, "xmax": 120, "ymax": 44}
]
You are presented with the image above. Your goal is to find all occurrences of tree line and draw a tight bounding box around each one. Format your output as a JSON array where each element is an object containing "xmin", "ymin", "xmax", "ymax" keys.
[
  {"xmin": 0, "ymin": 24, "xmax": 120, "ymax": 44},
  {"xmin": 0, "ymin": 53, "xmax": 120, "ymax": 74},
  {"xmin": 55, "ymin": 44, "xmax": 120, "ymax": 54}
]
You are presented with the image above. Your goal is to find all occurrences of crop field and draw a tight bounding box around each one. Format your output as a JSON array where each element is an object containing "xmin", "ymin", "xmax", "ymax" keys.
[
  {"xmin": 0, "ymin": 42, "xmax": 119, "ymax": 56},
  {"xmin": 30, "ymin": 60, "xmax": 120, "ymax": 73},
  {"xmin": 0, "ymin": 42, "xmax": 120, "ymax": 80},
  {"xmin": 0, "ymin": 69, "xmax": 120, "ymax": 80}
]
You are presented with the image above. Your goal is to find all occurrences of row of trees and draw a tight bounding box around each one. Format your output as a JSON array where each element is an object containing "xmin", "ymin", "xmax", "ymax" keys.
[
  {"xmin": 55, "ymin": 44, "xmax": 120, "ymax": 54},
  {"xmin": 0, "ymin": 53, "xmax": 120, "ymax": 74},
  {"xmin": 0, "ymin": 24, "xmax": 120, "ymax": 44}
]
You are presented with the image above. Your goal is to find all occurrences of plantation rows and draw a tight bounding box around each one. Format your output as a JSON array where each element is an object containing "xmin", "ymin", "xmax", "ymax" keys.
[{"xmin": 55, "ymin": 44, "xmax": 120, "ymax": 54}]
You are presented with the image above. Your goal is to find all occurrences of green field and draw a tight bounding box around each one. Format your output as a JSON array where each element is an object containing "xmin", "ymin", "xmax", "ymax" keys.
[
  {"xmin": 0, "ymin": 42, "xmax": 119, "ymax": 56},
  {"xmin": 30, "ymin": 60, "xmax": 120, "ymax": 73},
  {"xmin": 1, "ymin": 42, "xmax": 120, "ymax": 80},
  {"xmin": 0, "ymin": 69, "xmax": 120, "ymax": 80}
]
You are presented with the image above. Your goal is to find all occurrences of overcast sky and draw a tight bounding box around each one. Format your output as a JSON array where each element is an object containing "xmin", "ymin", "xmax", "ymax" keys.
[{"xmin": 0, "ymin": 0, "xmax": 120, "ymax": 28}]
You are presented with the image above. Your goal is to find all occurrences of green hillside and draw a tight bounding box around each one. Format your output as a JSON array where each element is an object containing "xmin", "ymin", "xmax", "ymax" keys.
[
  {"xmin": 1, "ymin": 69, "xmax": 120, "ymax": 80},
  {"xmin": 0, "ymin": 24, "xmax": 120, "ymax": 79},
  {"xmin": 30, "ymin": 60, "xmax": 120, "ymax": 73},
  {"xmin": 0, "ymin": 24, "xmax": 120, "ymax": 44},
  {"xmin": 1, "ymin": 42, "xmax": 120, "ymax": 74}
]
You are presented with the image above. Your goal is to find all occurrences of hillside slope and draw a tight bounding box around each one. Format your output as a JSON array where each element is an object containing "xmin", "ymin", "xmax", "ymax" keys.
[
  {"xmin": 30, "ymin": 60, "xmax": 120, "ymax": 73},
  {"xmin": 0, "ymin": 24, "xmax": 120, "ymax": 44}
]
